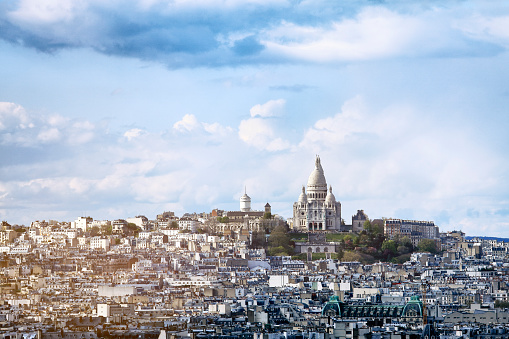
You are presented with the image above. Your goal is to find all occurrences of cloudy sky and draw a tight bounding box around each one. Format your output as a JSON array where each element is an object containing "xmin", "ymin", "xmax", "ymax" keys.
[{"xmin": 1, "ymin": 0, "xmax": 509, "ymax": 236}]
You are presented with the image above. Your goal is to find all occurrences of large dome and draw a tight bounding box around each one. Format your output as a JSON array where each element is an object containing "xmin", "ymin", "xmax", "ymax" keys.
[{"xmin": 307, "ymin": 156, "xmax": 327, "ymax": 190}]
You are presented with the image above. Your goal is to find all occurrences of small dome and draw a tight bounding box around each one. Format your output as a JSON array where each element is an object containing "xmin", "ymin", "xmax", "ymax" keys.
[
  {"xmin": 298, "ymin": 186, "xmax": 307, "ymax": 203},
  {"xmin": 307, "ymin": 156, "xmax": 327, "ymax": 190},
  {"xmin": 325, "ymin": 186, "xmax": 335, "ymax": 204}
]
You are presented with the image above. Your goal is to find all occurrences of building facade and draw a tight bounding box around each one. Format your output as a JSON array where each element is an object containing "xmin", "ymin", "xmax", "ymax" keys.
[
  {"xmin": 292, "ymin": 156, "xmax": 342, "ymax": 232},
  {"xmin": 384, "ymin": 219, "xmax": 440, "ymax": 247}
]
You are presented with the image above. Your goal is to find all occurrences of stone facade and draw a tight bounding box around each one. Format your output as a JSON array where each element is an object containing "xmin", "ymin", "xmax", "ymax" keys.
[{"xmin": 292, "ymin": 156, "xmax": 342, "ymax": 232}]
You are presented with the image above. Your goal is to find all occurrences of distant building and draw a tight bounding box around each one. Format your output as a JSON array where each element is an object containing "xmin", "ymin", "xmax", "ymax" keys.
[
  {"xmin": 178, "ymin": 217, "xmax": 200, "ymax": 232},
  {"xmin": 211, "ymin": 190, "xmax": 281, "ymax": 234},
  {"xmin": 71, "ymin": 217, "xmax": 92, "ymax": 232},
  {"xmin": 384, "ymin": 219, "xmax": 440, "ymax": 247},
  {"xmin": 292, "ymin": 156, "xmax": 342, "ymax": 232},
  {"xmin": 240, "ymin": 188, "xmax": 251, "ymax": 212},
  {"xmin": 352, "ymin": 210, "xmax": 368, "ymax": 233}
]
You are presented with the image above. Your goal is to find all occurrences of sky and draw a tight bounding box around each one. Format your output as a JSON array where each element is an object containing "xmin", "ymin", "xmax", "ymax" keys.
[{"xmin": 1, "ymin": 0, "xmax": 509, "ymax": 236}]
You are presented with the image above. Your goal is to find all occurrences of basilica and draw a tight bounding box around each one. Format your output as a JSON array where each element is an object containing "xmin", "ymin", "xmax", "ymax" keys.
[{"xmin": 292, "ymin": 156, "xmax": 342, "ymax": 232}]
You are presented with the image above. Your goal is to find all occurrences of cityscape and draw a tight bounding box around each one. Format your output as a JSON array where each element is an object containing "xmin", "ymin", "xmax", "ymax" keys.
[
  {"xmin": 0, "ymin": 156, "xmax": 508, "ymax": 338},
  {"xmin": 2, "ymin": 1, "xmax": 509, "ymax": 338}
]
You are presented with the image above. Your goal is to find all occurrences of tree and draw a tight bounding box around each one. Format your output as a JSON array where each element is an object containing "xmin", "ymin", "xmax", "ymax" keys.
[
  {"xmin": 101, "ymin": 224, "xmax": 113, "ymax": 235},
  {"xmin": 217, "ymin": 216, "xmax": 229, "ymax": 223},
  {"xmin": 363, "ymin": 220, "xmax": 383, "ymax": 236},
  {"xmin": 268, "ymin": 225, "xmax": 293, "ymax": 255},
  {"xmin": 336, "ymin": 246, "xmax": 344, "ymax": 260},
  {"xmin": 381, "ymin": 240, "xmax": 397, "ymax": 254},
  {"xmin": 342, "ymin": 251, "xmax": 362, "ymax": 262},
  {"xmin": 417, "ymin": 239, "xmax": 438, "ymax": 253},
  {"xmin": 251, "ymin": 230, "xmax": 266, "ymax": 249},
  {"xmin": 396, "ymin": 236, "xmax": 413, "ymax": 255},
  {"xmin": 263, "ymin": 212, "xmax": 272, "ymax": 219},
  {"xmin": 90, "ymin": 226, "xmax": 100, "ymax": 236},
  {"xmin": 125, "ymin": 223, "xmax": 141, "ymax": 237}
]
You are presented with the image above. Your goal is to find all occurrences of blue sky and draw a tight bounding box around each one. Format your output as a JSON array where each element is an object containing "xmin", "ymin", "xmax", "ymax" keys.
[{"xmin": 1, "ymin": 0, "xmax": 509, "ymax": 236}]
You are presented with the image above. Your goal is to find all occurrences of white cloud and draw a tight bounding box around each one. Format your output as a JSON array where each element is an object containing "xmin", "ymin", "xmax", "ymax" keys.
[
  {"xmin": 0, "ymin": 102, "xmax": 32, "ymax": 130},
  {"xmin": 173, "ymin": 114, "xmax": 200, "ymax": 132},
  {"xmin": 69, "ymin": 177, "xmax": 91, "ymax": 194},
  {"xmin": 123, "ymin": 128, "xmax": 145, "ymax": 141},
  {"xmin": 69, "ymin": 121, "xmax": 95, "ymax": 144},
  {"xmin": 203, "ymin": 122, "xmax": 233, "ymax": 136},
  {"xmin": 262, "ymin": 6, "xmax": 495, "ymax": 63},
  {"xmin": 238, "ymin": 117, "xmax": 290, "ymax": 151},
  {"xmin": 250, "ymin": 99, "xmax": 286, "ymax": 117},
  {"xmin": 37, "ymin": 127, "xmax": 61, "ymax": 142},
  {"xmin": 300, "ymin": 95, "xmax": 366, "ymax": 146},
  {"xmin": 47, "ymin": 114, "xmax": 69, "ymax": 127},
  {"xmin": 173, "ymin": 114, "xmax": 233, "ymax": 138},
  {"xmin": 8, "ymin": 0, "xmax": 84, "ymax": 24},
  {"xmin": 263, "ymin": 8, "xmax": 425, "ymax": 61},
  {"xmin": 454, "ymin": 13, "xmax": 509, "ymax": 48}
]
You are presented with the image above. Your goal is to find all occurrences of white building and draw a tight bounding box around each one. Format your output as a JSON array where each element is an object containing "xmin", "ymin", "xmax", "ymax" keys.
[
  {"xmin": 240, "ymin": 189, "xmax": 251, "ymax": 212},
  {"xmin": 292, "ymin": 156, "xmax": 342, "ymax": 232},
  {"xmin": 90, "ymin": 237, "xmax": 110, "ymax": 251},
  {"xmin": 126, "ymin": 216, "xmax": 148, "ymax": 228},
  {"xmin": 178, "ymin": 217, "xmax": 200, "ymax": 232},
  {"xmin": 71, "ymin": 216, "xmax": 93, "ymax": 232}
]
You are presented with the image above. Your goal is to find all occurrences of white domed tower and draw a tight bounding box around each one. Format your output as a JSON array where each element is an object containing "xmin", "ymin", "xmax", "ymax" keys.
[
  {"xmin": 307, "ymin": 156, "xmax": 328, "ymax": 202},
  {"xmin": 240, "ymin": 188, "xmax": 252, "ymax": 212},
  {"xmin": 325, "ymin": 186, "xmax": 336, "ymax": 207},
  {"xmin": 298, "ymin": 186, "xmax": 308, "ymax": 204},
  {"xmin": 292, "ymin": 156, "xmax": 342, "ymax": 232}
]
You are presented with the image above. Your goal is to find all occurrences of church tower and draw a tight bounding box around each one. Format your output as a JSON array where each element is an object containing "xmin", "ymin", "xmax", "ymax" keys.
[{"xmin": 240, "ymin": 188, "xmax": 252, "ymax": 212}]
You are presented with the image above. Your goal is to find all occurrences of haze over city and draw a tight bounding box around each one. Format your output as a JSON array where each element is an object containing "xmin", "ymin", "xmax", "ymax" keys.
[{"xmin": 1, "ymin": 0, "xmax": 509, "ymax": 236}]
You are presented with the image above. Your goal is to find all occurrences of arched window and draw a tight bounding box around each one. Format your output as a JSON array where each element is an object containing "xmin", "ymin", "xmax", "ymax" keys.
[
  {"xmin": 324, "ymin": 247, "xmax": 328, "ymax": 252},
  {"xmin": 308, "ymin": 247, "xmax": 312, "ymax": 253}
]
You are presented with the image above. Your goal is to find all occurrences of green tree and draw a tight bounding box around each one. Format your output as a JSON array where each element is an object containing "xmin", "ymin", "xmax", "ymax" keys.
[
  {"xmin": 217, "ymin": 216, "xmax": 229, "ymax": 223},
  {"xmin": 336, "ymin": 246, "xmax": 344, "ymax": 260},
  {"xmin": 417, "ymin": 239, "xmax": 438, "ymax": 253},
  {"xmin": 342, "ymin": 251, "xmax": 362, "ymax": 262},
  {"xmin": 495, "ymin": 300, "xmax": 509, "ymax": 308},
  {"xmin": 268, "ymin": 225, "xmax": 293, "ymax": 255},
  {"xmin": 363, "ymin": 220, "xmax": 383, "ymax": 236},
  {"xmin": 263, "ymin": 212, "xmax": 272, "ymax": 219},
  {"xmin": 125, "ymin": 223, "xmax": 141, "ymax": 237},
  {"xmin": 396, "ymin": 236, "xmax": 413, "ymax": 255},
  {"xmin": 101, "ymin": 224, "xmax": 113, "ymax": 235},
  {"xmin": 170, "ymin": 221, "xmax": 179, "ymax": 229},
  {"xmin": 381, "ymin": 240, "xmax": 397, "ymax": 254}
]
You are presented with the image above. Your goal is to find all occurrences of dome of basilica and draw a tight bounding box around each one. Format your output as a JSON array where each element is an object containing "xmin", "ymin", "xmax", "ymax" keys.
[
  {"xmin": 325, "ymin": 186, "xmax": 336, "ymax": 204},
  {"xmin": 307, "ymin": 156, "xmax": 327, "ymax": 190},
  {"xmin": 298, "ymin": 186, "xmax": 308, "ymax": 203}
]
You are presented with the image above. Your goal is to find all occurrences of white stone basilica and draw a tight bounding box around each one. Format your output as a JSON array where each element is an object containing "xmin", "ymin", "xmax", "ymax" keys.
[{"xmin": 292, "ymin": 156, "xmax": 342, "ymax": 232}]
